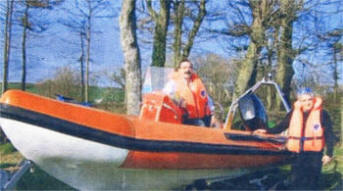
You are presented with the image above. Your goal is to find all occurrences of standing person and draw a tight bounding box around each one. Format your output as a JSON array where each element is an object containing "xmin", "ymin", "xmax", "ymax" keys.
[
  {"xmin": 163, "ymin": 59, "xmax": 218, "ymax": 127},
  {"xmin": 254, "ymin": 88, "xmax": 335, "ymax": 190}
]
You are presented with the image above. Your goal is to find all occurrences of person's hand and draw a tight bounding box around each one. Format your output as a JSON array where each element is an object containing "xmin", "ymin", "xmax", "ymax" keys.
[
  {"xmin": 210, "ymin": 116, "xmax": 221, "ymax": 128},
  {"xmin": 171, "ymin": 96, "xmax": 186, "ymax": 108},
  {"xmin": 253, "ymin": 129, "xmax": 267, "ymax": 135},
  {"xmin": 178, "ymin": 98, "xmax": 186, "ymax": 108},
  {"xmin": 322, "ymin": 155, "xmax": 333, "ymax": 165}
]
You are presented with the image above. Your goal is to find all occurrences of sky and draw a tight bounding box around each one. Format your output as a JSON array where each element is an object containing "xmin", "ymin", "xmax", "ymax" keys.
[
  {"xmin": 0, "ymin": 0, "xmax": 342, "ymax": 88},
  {"xmin": 0, "ymin": 0, "xmax": 123, "ymax": 86}
]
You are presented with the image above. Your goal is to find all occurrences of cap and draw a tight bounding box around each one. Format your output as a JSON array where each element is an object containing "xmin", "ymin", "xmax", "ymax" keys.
[{"xmin": 296, "ymin": 87, "xmax": 314, "ymax": 97}]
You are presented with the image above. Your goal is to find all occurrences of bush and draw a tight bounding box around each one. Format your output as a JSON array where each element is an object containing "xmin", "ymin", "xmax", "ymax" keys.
[{"xmin": 35, "ymin": 66, "xmax": 82, "ymax": 101}]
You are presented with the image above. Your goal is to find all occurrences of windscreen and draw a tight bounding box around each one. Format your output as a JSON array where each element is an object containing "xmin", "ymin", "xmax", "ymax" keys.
[{"xmin": 142, "ymin": 66, "xmax": 175, "ymax": 94}]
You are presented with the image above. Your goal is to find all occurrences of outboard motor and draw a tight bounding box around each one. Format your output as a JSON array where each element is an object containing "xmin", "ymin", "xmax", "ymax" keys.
[{"xmin": 238, "ymin": 93, "xmax": 268, "ymax": 131}]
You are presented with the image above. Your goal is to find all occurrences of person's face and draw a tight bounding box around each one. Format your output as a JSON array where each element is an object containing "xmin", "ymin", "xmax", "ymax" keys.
[
  {"xmin": 298, "ymin": 94, "xmax": 314, "ymax": 112},
  {"xmin": 179, "ymin": 61, "xmax": 193, "ymax": 80}
]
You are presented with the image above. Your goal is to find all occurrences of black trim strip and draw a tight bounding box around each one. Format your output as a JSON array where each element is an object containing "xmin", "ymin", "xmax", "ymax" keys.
[
  {"xmin": 224, "ymin": 133, "xmax": 287, "ymax": 144},
  {"xmin": 0, "ymin": 103, "xmax": 291, "ymax": 155}
]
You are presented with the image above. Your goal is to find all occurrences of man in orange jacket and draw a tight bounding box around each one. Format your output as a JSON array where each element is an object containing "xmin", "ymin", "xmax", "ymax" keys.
[
  {"xmin": 255, "ymin": 88, "xmax": 335, "ymax": 190},
  {"xmin": 163, "ymin": 59, "xmax": 217, "ymax": 127}
]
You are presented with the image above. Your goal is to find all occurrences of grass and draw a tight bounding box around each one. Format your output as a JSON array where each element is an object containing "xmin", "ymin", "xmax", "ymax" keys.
[
  {"xmin": 321, "ymin": 146, "xmax": 343, "ymax": 190},
  {"xmin": 326, "ymin": 146, "xmax": 343, "ymax": 173},
  {"xmin": 0, "ymin": 143, "xmax": 22, "ymax": 171},
  {"xmin": 0, "ymin": 143, "xmax": 16, "ymax": 155},
  {"xmin": 0, "ymin": 83, "xmax": 38, "ymax": 94},
  {"xmin": 16, "ymin": 166, "xmax": 75, "ymax": 190}
]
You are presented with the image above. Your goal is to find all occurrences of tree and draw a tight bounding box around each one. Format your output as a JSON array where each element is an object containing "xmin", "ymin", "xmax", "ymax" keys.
[
  {"xmin": 20, "ymin": 0, "xmax": 56, "ymax": 91},
  {"xmin": 232, "ymin": 0, "xmax": 277, "ymax": 99},
  {"xmin": 208, "ymin": 0, "xmax": 278, "ymax": 99},
  {"xmin": 21, "ymin": 2, "xmax": 29, "ymax": 91},
  {"xmin": 109, "ymin": 68, "xmax": 126, "ymax": 90},
  {"xmin": 36, "ymin": 66, "xmax": 81, "ymax": 99},
  {"xmin": 2, "ymin": 0, "xmax": 14, "ymax": 95},
  {"xmin": 172, "ymin": 0, "xmax": 184, "ymax": 65},
  {"xmin": 323, "ymin": 29, "xmax": 343, "ymax": 103},
  {"xmin": 59, "ymin": 0, "xmax": 112, "ymax": 102},
  {"xmin": 136, "ymin": 0, "xmax": 207, "ymax": 67},
  {"xmin": 288, "ymin": 0, "xmax": 342, "ymax": 99},
  {"xmin": 0, "ymin": 0, "xmax": 12, "ymax": 144},
  {"xmin": 79, "ymin": 30, "xmax": 86, "ymax": 101},
  {"xmin": 84, "ymin": 0, "xmax": 92, "ymax": 103},
  {"xmin": 172, "ymin": 0, "xmax": 206, "ymax": 66},
  {"xmin": 146, "ymin": 0, "xmax": 171, "ymax": 67},
  {"xmin": 119, "ymin": 0, "xmax": 142, "ymax": 115},
  {"xmin": 274, "ymin": 0, "xmax": 303, "ymax": 107},
  {"xmin": 194, "ymin": 54, "xmax": 238, "ymax": 120},
  {"xmin": 332, "ymin": 41, "xmax": 342, "ymax": 102}
]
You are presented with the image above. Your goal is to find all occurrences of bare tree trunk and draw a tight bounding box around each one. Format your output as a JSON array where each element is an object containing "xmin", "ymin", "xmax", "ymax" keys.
[
  {"xmin": 80, "ymin": 32, "xmax": 85, "ymax": 102},
  {"xmin": 147, "ymin": 0, "xmax": 170, "ymax": 67},
  {"xmin": 233, "ymin": 0, "xmax": 266, "ymax": 99},
  {"xmin": 2, "ymin": 0, "xmax": 14, "ymax": 94},
  {"xmin": 85, "ymin": 0, "xmax": 92, "ymax": 103},
  {"xmin": 21, "ymin": 3, "xmax": 29, "ymax": 91},
  {"xmin": 332, "ymin": 43, "xmax": 340, "ymax": 103},
  {"xmin": 120, "ymin": 0, "xmax": 142, "ymax": 115},
  {"xmin": 172, "ymin": 0, "xmax": 206, "ymax": 66},
  {"xmin": 275, "ymin": 0, "xmax": 299, "ymax": 108},
  {"xmin": 182, "ymin": 0, "xmax": 206, "ymax": 59},
  {"xmin": 59, "ymin": 1, "xmax": 109, "ymax": 101},
  {"xmin": 267, "ymin": 25, "xmax": 280, "ymax": 110},
  {"xmin": 172, "ymin": 0, "xmax": 185, "ymax": 66},
  {"xmin": 234, "ymin": 43, "xmax": 260, "ymax": 100}
]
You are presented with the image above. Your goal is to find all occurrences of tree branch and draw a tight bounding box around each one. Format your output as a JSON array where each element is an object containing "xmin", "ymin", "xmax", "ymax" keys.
[
  {"xmin": 182, "ymin": 0, "xmax": 206, "ymax": 58},
  {"xmin": 146, "ymin": 0, "xmax": 157, "ymax": 20}
]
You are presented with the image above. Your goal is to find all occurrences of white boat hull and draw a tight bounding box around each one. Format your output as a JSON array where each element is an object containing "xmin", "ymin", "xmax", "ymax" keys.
[{"xmin": 1, "ymin": 118, "xmax": 249, "ymax": 190}]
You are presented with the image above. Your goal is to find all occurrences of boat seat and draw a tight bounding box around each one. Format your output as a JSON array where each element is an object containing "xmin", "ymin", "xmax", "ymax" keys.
[{"xmin": 140, "ymin": 92, "xmax": 183, "ymax": 124}]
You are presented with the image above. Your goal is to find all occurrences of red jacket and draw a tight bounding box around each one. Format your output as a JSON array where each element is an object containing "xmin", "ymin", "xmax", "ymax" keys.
[{"xmin": 171, "ymin": 72, "xmax": 211, "ymax": 119}]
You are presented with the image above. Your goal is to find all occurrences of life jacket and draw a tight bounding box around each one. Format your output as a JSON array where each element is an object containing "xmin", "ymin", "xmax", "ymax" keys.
[
  {"xmin": 171, "ymin": 72, "xmax": 210, "ymax": 119},
  {"xmin": 287, "ymin": 97, "xmax": 325, "ymax": 153}
]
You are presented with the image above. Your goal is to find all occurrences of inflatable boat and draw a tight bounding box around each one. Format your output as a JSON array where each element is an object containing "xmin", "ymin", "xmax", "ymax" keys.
[{"xmin": 0, "ymin": 69, "xmax": 292, "ymax": 190}]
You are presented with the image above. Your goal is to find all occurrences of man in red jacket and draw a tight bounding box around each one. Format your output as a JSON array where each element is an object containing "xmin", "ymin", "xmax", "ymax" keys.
[{"xmin": 163, "ymin": 59, "xmax": 217, "ymax": 127}]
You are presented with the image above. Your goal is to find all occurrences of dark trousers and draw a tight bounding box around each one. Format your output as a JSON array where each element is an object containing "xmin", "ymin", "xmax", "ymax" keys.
[
  {"xmin": 183, "ymin": 115, "xmax": 211, "ymax": 127},
  {"xmin": 183, "ymin": 118, "xmax": 206, "ymax": 126},
  {"xmin": 290, "ymin": 151, "xmax": 323, "ymax": 190}
]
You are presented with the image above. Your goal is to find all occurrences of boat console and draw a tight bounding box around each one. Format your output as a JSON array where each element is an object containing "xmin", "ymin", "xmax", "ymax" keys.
[{"xmin": 139, "ymin": 92, "xmax": 183, "ymax": 124}]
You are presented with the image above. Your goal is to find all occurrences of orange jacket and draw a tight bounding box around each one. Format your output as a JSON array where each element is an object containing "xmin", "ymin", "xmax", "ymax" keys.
[
  {"xmin": 171, "ymin": 73, "xmax": 210, "ymax": 119},
  {"xmin": 287, "ymin": 97, "xmax": 325, "ymax": 153}
]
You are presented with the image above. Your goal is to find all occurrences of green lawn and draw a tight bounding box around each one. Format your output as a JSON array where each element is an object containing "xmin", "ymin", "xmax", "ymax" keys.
[{"xmin": 321, "ymin": 146, "xmax": 343, "ymax": 190}]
